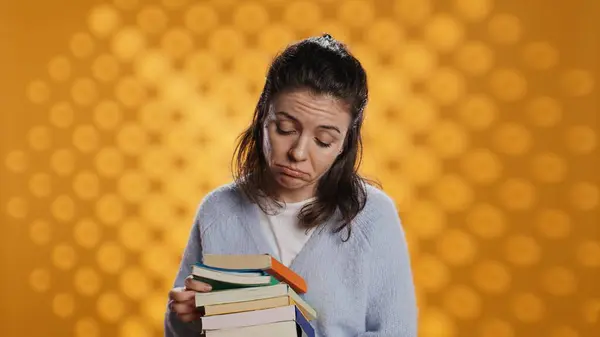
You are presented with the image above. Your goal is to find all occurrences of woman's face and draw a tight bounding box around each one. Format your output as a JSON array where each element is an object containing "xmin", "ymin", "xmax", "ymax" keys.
[{"xmin": 263, "ymin": 89, "xmax": 352, "ymax": 202}]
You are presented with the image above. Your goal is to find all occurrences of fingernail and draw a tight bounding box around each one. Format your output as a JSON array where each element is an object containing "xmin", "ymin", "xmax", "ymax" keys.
[{"xmin": 204, "ymin": 285, "xmax": 212, "ymax": 291}]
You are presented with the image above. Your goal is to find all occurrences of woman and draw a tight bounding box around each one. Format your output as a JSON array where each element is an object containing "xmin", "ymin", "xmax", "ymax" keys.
[{"xmin": 165, "ymin": 34, "xmax": 417, "ymax": 337}]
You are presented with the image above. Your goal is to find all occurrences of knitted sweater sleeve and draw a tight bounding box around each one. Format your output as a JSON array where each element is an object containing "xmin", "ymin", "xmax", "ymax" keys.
[{"xmin": 358, "ymin": 194, "xmax": 418, "ymax": 337}]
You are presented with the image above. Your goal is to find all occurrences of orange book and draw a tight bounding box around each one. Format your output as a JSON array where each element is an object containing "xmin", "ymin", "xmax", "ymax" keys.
[{"xmin": 202, "ymin": 254, "xmax": 308, "ymax": 294}]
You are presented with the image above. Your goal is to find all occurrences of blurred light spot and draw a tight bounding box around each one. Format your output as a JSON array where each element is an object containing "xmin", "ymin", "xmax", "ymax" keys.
[
  {"xmin": 111, "ymin": 27, "xmax": 146, "ymax": 61},
  {"xmin": 522, "ymin": 41, "xmax": 559, "ymax": 70},
  {"xmin": 162, "ymin": 0, "xmax": 188, "ymax": 9},
  {"xmin": 400, "ymin": 95, "xmax": 437, "ymax": 132},
  {"xmin": 161, "ymin": 28, "xmax": 194, "ymax": 60},
  {"xmin": 512, "ymin": 293, "xmax": 545, "ymax": 322},
  {"xmin": 29, "ymin": 268, "xmax": 51, "ymax": 292},
  {"xmin": 443, "ymin": 284, "xmax": 482, "ymax": 319},
  {"xmin": 74, "ymin": 267, "xmax": 102, "ymax": 296},
  {"xmin": 73, "ymin": 171, "xmax": 100, "ymax": 200},
  {"xmin": 401, "ymin": 146, "xmax": 441, "ymax": 186},
  {"xmin": 184, "ymin": 4, "xmax": 219, "ymax": 34},
  {"xmin": 505, "ymin": 235, "xmax": 541, "ymax": 266},
  {"xmin": 365, "ymin": 20, "xmax": 403, "ymax": 55},
  {"xmin": 114, "ymin": 0, "xmax": 138, "ymax": 11},
  {"xmin": 6, "ymin": 197, "xmax": 28, "ymax": 219},
  {"xmin": 393, "ymin": 0, "xmax": 433, "ymax": 26},
  {"xmin": 425, "ymin": 14, "xmax": 464, "ymax": 52},
  {"xmin": 71, "ymin": 78, "xmax": 99, "ymax": 106},
  {"xmin": 473, "ymin": 260, "xmax": 511, "ymax": 293},
  {"xmin": 115, "ymin": 76, "xmax": 147, "ymax": 108},
  {"xmin": 233, "ymin": 1, "xmax": 269, "ymax": 33},
  {"xmin": 30, "ymin": 219, "xmax": 52, "ymax": 245},
  {"xmin": 541, "ymin": 266, "xmax": 577, "ymax": 296},
  {"xmin": 550, "ymin": 326, "xmax": 580, "ymax": 337},
  {"xmin": 207, "ymin": 27, "xmax": 246, "ymax": 59},
  {"xmin": 492, "ymin": 123, "xmax": 532, "ymax": 155},
  {"xmin": 75, "ymin": 317, "xmax": 100, "ymax": 337},
  {"xmin": 455, "ymin": 41, "xmax": 494, "ymax": 76},
  {"xmin": 454, "ymin": 0, "xmax": 493, "ymax": 22},
  {"xmin": 337, "ymin": 0, "xmax": 375, "ymax": 28},
  {"xmin": 141, "ymin": 294, "xmax": 168, "ymax": 329},
  {"xmin": 577, "ymin": 241, "xmax": 600, "ymax": 268},
  {"xmin": 530, "ymin": 152, "xmax": 567, "ymax": 183},
  {"xmin": 498, "ymin": 178, "xmax": 536, "ymax": 210},
  {"xmin": 437, "ymin": 229, "xmax": 476, "ymax": 265},
  {"xmin": 118, "ymin": 218, "xmax": 151, "ymax": 252},
  {"xmin": 395, "ymin": 42, "xmax": 437, "ymax": 81},
  {"xmin": 5, "ymin": 150, "xmax": 28, "ymax": 173},
  {"xmin": 94, "ymin": 148, "xmax": 124, "ymax": 178},
  {"xmin": 29, "ymin": 173, "xmax": 52, "ymax": 197},
  {"xmin": 49, "ymin": 102, "xmax": 74, "ymax": 128},
  {"xmin": 478, "ymin": 318, "xmax": 515, "ymax": 337},
  {"xmin": 141, "ymin": 195, "xmax": 176, "ymax": 228},
  {"xmin": 460, "ymin": 149, "xmax": 502, "ymax": 185},
  {"xmin": 405, "ymin": 201, "xmax": 445, "ymax": 239},
  {"xmin": 427, "ymin": 68, "xmax": 466, "ymax": 105},
  {"xmin": 137, "ymin": 5, "xmax": 168, "ymax": 35},
  {"xmin": 569, "ymin": 182, "xmax": 598, "ymax": 210},
  {"xmin": 28, "ymin": 126, "xmax": 52, "ymax": 151},
  {"xmin": 88, "ymin": 5, "xmax": 121, "ymax": 38},
  {"xmin": 489, "ymin": 68, "xmax": 527, "ymax": 101},
  {"xmin": 116, "ymin": 124, "xmax": 148, "ymax": 155},
  {"xmin": 70, "ymin": 32, "xmax": 95, "ymax": 58},
  {"xmin": 466, "ymin": 203, "xmax": 506, "ymax": 239},
  {"xmin": 52, "ymin": 293, "xmax": 75, "ymax": 318},
  {"xmin": 419, "ymin": 308, "xmax": 456, "ymax": 337},
  {"xmin": 141, "ymin": 243, "xmax": 176, "ymax": 276},
  {"xmin": 72, "ymin": 125, "xmax": 100, "ymax": 153},
  {"xmin": 73, "ymin": 218, "xmax": 102, "ymax": 249},
  {"xmin": 414, "ymin": 254, "xmax": 450, "ymax": 292},
  {"xmin": 97, "ymin": 292, "xmax": 125, "ymax": 323},
  {"xmin": 117, "ymin": 171, "xmax": 150, "ymax": 202},
  {"xmin": 97, "ymin": 241, "xmax": 126, "ymax": 274},
  {"xmin": 581, "ymin": 299, "xmax": 600, "ymax": 324},
  {"xmin": 488, "ymin": 14, "xmax": 521, "ymax": 45},
  {"xmin": 561, "ymin": 69, "xmax": 594, "ymax": 97},
  {"xmin": 52, "ymin": 244, "xmax": 77, "ymax": 270},
  {"xmin": 284, "ymin": 1, "xmax": 322, "ymax": 32},
  {"xmin": 50, "ymin": 149, "xmax": 75, "ymax": 176},
  {"xmin": 140, "ymin": 147, "xmax": 173, "ymax": 178},
  {"xmin": 27, "ymin": 79, "xmax": 50, "ymax": 104},
  {"xmin": 526, "ymin": 96, "xmax": 562, "ymax": 127},
  {"xmin": 427, "ymin": 120, "xmax": 468, "ymax": 158},
  {"xmin": 48, "ymin": 55, "xmax": 71, "ymax": 82},
  {"xmin": 135, "ymin": 51, "xmax": 172, "ymax": 84},
  {"xmin": 119, "ymin": 316, "xmax": 153, "ymax": 337},
  {"xmin": 94, "ymin": 100, "xmax": 122, "ymax": 130},
  {"xmin": 120, "ymin": 267, "xmax": 151, "ymax": 300},
  {"xmin": 92, "ymin": 54, "xmax": 120, "ymax": 82},
  {"xmin": 565, "ymin": 126, "xmax": 596, "ymax": 154},
  {"xmin": 535, "ymin": 209, "xmax": 571, "ymax": 239},
  {"xmin": 95, "ymin": 194, "xmax": 125, "ymax": 225},
  {"xmin": 432, "ymin": 175, "xmax": 474, "ymax": 212}
]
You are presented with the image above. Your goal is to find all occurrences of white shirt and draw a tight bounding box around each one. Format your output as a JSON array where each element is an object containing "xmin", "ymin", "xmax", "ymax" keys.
[{"xmin": 258, "ymin": 199, "xmax": 316, "ymax": 267}]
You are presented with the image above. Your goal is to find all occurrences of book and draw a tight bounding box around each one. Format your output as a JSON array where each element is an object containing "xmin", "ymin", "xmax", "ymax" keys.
[
  {"xmin": 201, "ymin": 305, "xmax": 314, "ymax": 337},
  {"xmin": 203, "ymin": 320, "xmax": 312, "ymax": 337},
  {"xmin": 195, "ymin": 283, "xmax": 317, "ymax": 321},
  {"xmin": 191, "ymin": 263, "xmax": 279, "ymax": 291},
  {"xmin": 203, "ymin": 254, "xmax": 308, "ymax": 294}
]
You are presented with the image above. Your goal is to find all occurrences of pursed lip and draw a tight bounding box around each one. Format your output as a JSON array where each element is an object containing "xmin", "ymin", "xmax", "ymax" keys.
[{"xmin": 276, "ymin": 164, "xmax": 308, "ymax": 179}]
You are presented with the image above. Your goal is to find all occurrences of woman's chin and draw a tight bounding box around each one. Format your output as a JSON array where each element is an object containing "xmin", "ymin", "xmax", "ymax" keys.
[{"xmin": 275, "ymin": 173, "xmax": 306, "ymax": 190}]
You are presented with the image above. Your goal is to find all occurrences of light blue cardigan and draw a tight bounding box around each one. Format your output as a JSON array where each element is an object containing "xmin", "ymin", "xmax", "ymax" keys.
[{"xmin": 164, "ymin": 182, "xmax": 418, "ymax": 337}]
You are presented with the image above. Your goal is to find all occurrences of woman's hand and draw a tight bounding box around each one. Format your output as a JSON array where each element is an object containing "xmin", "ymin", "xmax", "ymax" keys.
[{"xmin": 168, "ymin": 275, "xmax": 212, "ymax": 322}]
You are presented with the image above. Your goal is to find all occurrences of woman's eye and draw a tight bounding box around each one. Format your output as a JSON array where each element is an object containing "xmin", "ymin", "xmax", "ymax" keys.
[
  {"xmin": 276, "ymin": 123, "xmax": 295, "ymax": 135},
  {"xmin": 315, "ymin": 138, "xmax": 332, "ymax": 148}
]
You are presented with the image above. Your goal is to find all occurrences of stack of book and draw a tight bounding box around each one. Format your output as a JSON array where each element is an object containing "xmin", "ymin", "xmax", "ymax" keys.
[{"xmin": 192, "ymin": 254, "xmax": 316, "ymax": 337}]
